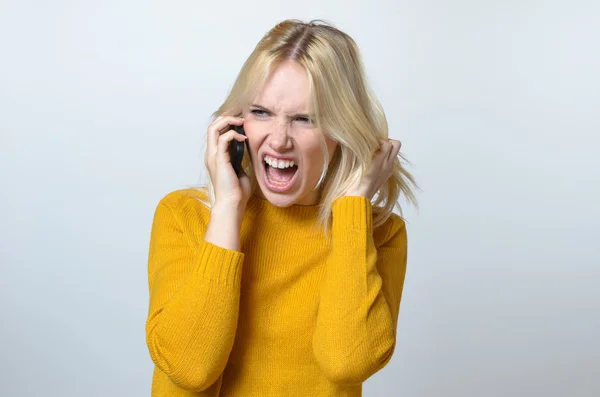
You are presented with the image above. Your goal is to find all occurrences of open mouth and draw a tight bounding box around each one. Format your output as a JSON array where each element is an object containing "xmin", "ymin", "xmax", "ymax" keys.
[{"xmin": 263, "ymin": 155, "xmax": 299, "ymax": 192}]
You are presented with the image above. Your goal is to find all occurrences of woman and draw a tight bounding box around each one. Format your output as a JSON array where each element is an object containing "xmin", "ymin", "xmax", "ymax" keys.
[{"xmin": 145, "ymin": 19, "xmax": 417, "ymax": 397}]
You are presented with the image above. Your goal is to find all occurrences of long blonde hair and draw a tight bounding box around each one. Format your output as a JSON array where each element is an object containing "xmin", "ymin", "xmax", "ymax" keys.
[{"xmin": 198, "ymin": 19, "xmax": 418, "ymax": 230}]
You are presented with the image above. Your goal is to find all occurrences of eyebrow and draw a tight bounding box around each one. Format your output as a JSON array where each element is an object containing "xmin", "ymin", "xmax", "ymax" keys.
[{"xmin": 250, "ymin": 104, "xmax": 312, "ymax": 119}]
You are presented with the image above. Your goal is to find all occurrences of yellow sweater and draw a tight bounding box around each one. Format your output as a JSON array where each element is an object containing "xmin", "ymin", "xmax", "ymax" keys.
[{"xmin": 145, "ymin": 188, "xmax": 408, "ymax": 396}]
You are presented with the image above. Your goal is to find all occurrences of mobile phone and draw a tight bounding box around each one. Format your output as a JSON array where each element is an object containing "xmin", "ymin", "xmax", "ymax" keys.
[{"xmin": 229, "ymin": 125, "xmax": 246, "ymax": 177}]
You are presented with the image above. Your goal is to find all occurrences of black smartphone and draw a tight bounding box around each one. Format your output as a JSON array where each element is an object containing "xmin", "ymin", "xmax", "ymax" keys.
[{"xmin": 229, "ymin": 125, "xmax": 246, "ymax": 177}]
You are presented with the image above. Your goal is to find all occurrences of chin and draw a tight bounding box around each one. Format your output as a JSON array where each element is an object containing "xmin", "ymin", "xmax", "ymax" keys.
[
  {"xmin": 265, "ymin": 195, "xmax": 298, "ymax": 207},
  {"xmin": 258, "ymin": 184, "xmax": 304, "ymax": 207}
]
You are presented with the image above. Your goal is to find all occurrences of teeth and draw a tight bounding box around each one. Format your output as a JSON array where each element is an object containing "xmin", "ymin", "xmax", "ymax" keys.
[{"xmin": 264, "ymin": 155, "xmax": 295, "ymax": 169}]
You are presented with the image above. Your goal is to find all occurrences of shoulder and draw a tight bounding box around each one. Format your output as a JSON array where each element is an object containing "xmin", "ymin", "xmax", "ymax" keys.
[
  {"xmin": 373, "ymin": 212, "xmax": 407, "ymax": 249},
  {"xmin": 155, "ymin": 187, "xmax": 212, "ymax": 228},
  {"xmin": 158, "ymin": 187, "xmax": 210, "ymax": 210}
]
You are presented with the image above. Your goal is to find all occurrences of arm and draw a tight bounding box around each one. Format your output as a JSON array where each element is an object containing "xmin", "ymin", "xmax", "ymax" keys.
[
  {"xmin": 312, "ymin": 196, "xmax": 408, "ymax": 385},
  {"xmin": 145, "ymin": 200, "xmax": 244, "ymax": 391}
]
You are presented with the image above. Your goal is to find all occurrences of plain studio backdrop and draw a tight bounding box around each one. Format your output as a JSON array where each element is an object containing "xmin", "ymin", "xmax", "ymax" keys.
[{"xmin": 1, "ymin": 1, "xmax": 599, "ymax": 396}]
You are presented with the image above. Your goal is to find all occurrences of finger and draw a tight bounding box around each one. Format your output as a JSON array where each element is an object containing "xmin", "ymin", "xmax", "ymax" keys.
[
  {"xmin": 378, "ymin": 139, "xmax": 393, "ymax": 158},
  {"xmin": 208, "ymin": 115, "xmax": 244, "ymax": 147},
  {"xmin": 388, "ymin": 138, "xmax": 401, "ymax": 151},
  {"xmin": 207, "ymin": 129, "xmax": 247, "ymax": 170},
  {"xmin": 216, "ymin": 129, "xmax": 248, "ymax": 161},
  {"xmin": 388, "ymin": 139, "xmax": 402, "ymax": 162},
  {"xmin": 207, "ymin": 115, "xmax": 245, "ymax": 150}
]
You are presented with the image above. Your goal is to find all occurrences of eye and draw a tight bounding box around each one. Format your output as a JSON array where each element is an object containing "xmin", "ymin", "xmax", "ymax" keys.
[
  {"xmin": 250, "ymin": 109, "xmax": 269, "ymax": 117},
  {"xmin": 296, "ymin": 117, "xmax": 313, "ymax": 124}
]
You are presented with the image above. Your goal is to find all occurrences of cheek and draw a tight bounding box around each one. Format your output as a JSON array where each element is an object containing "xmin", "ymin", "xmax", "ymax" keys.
[
  {"xmin": 300, "ymin": 135, "xmax": 337, "ymax": 167},
  {"xmin": 242, "ymin": 120, "xmax": 261, "ymax": 147},
  {"xmin": 298, "ymin": 143, "xmax": 326, "ymax": 175}
]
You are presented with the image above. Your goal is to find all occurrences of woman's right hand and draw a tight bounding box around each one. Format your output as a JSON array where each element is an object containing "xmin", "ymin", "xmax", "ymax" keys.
[{"xmin": 205, "ymin": 115, "xmax": 251, "ymax": 209}]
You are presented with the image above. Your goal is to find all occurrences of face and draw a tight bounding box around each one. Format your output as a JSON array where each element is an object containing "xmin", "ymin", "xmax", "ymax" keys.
[{"xmin": 242, "ymin": 60, "xmax": 338, "ymax": 206}]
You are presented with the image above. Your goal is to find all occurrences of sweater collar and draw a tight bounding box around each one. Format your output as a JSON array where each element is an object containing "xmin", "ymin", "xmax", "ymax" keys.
[{"xmin": 245, "ymin": 194, "xmax": 322, "ymax": 226}]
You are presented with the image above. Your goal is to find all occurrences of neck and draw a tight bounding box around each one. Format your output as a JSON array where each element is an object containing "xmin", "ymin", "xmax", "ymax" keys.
[
  {"xmin": 246, "ymin": 194, "xmax": 322, "ymax": 227},
  {"xmin": 254, "ymin": 187, "xmax": 322, "ymax": 206}
]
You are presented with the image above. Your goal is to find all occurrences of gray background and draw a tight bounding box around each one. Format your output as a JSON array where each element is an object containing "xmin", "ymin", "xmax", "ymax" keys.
[{"xmin": 1, "ymin": 1, "xmax": 599, "ymax": 396}]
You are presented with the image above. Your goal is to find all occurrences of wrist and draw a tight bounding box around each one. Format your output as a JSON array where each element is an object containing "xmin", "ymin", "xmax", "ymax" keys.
[
  {"xmin": 212, "ymin": 201, "xmax": 245, "ymax": 224},
  {"xmin": 205, "ymin": 202, "xmax": 244, "ymax": 252},
  {"xmin": 332, "ymin": 195, "xmax": 373, "ymax": 230}
]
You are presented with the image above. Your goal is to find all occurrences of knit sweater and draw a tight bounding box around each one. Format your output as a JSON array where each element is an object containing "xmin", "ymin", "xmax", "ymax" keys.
[{"xmin": 145, "ymin": 188, "xmax": 408, "ymax": 396}]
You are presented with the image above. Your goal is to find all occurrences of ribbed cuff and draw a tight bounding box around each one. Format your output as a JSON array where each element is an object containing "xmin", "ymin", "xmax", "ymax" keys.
[
  {"xmin": 194, "ymin": 240, "xmax": 244, "ymax": 288},
  {"xmin": 331, "ymin": 196, "xmax": 373, "ymax": 231}
]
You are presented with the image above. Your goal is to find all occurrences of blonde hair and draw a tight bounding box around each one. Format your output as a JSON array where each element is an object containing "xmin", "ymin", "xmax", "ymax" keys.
[{"xmin": 198, "ymin": 19, "xmax": 418, "ymax": 231}]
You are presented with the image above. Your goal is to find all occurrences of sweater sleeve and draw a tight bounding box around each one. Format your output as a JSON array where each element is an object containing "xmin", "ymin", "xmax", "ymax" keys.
[
  {"xmin": 312, "ymin": 196, "xmax": 408, "ymax": 385},
  {"xmin": 145, "ymin": 200, "xmax": 244, "ymax": 392}
]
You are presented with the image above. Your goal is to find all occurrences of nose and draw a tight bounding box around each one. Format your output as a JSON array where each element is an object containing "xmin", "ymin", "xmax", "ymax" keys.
[{"xmin": 267, "ymin": 122, "xmax": 292, "ymax": 152}]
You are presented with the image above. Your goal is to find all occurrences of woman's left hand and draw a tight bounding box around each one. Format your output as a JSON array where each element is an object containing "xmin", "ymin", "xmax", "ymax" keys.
[{"xmin": 343, "ymin": 138, "xmax": 402, "ymax": 200}]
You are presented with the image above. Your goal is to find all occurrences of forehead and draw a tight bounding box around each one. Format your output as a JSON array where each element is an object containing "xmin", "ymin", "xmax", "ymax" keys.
[{"xmin": 253, "ymin": 61, "xmax": 310, "ymax": 112}]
